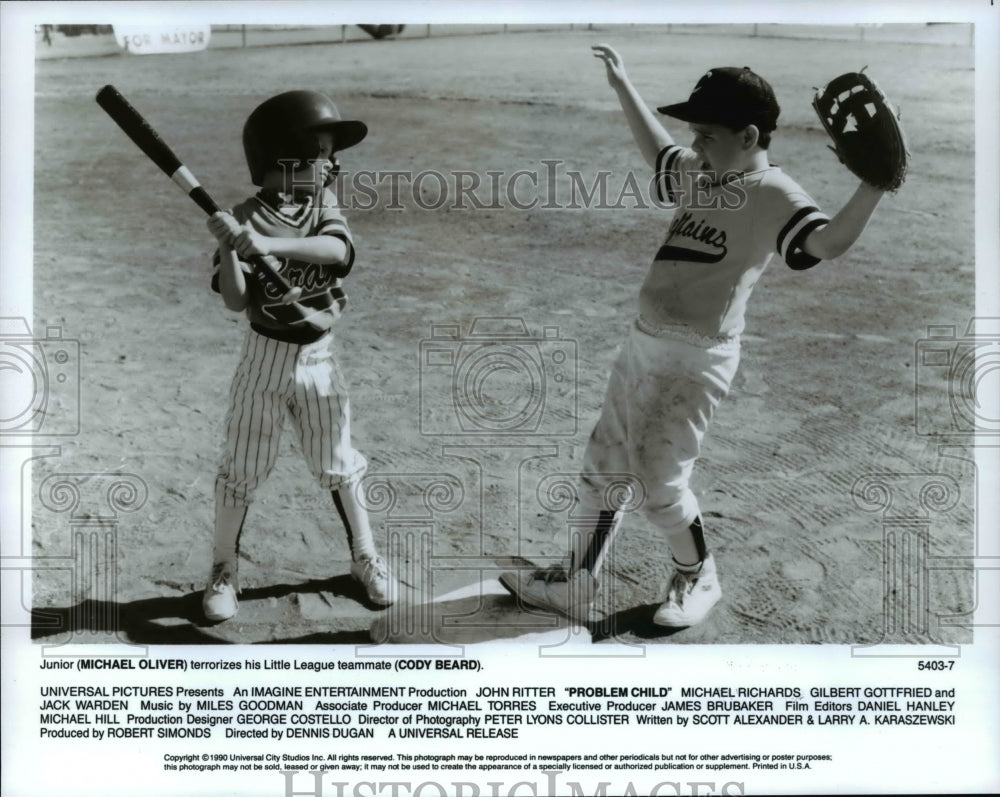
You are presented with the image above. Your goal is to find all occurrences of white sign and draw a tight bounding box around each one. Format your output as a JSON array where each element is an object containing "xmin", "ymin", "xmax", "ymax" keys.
[{"xmin": 113, "ymin": 25, "xmax": 210, "ymax": 55}]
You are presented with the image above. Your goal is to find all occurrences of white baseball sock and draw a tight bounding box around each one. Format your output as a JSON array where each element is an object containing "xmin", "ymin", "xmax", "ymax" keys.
[
  {"xmin": 568, "ymin": 510, "xmax": 622, "ymax": 577},
  {"xmin": 666, "ymin": 516, "xmax": 708, "ymax": 569},
  {"xmin": 332, "ymin": 484, "xmax": 377, "ymax": 562},
  {"xmin": 213, "ymin": 503, "xmax": 248, "ymax": 566}
]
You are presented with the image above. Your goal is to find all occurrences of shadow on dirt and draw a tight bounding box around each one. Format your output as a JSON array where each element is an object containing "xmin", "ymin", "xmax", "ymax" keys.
[
  {"xmin": 589, "ymin": 606, "xmax": 687, "ymax": 643},
  {"xmin": 31, "ymin": 566, "xmax": 688, "ymax": 646},
  {"xmin": 30, "ymin": 575, "xmax": 374, "ymax": 645}
]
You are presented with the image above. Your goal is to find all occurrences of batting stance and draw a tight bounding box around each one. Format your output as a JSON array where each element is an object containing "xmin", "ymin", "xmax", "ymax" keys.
[
  {"xmin": 202, "ymin": 90, "xmax": 397, "ymax": 622},
  {"xmin": 502, "ymin": 46, "xmax": 900, "ymax": 627}
]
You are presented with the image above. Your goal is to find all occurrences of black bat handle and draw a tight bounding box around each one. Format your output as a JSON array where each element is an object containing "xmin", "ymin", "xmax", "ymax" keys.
[{"xmin": 189, "ymin": 186, "xmax": 220, "ymax": 216}]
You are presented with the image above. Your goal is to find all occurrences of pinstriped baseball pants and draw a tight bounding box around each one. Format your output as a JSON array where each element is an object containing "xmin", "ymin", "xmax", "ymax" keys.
[
  {"xmin": 578, "ymin": 316, "xmax": 741, "ymax": 534},
  {"xmin": 215, "ymin": 328, "xmax": 368, "ymax": 509}
]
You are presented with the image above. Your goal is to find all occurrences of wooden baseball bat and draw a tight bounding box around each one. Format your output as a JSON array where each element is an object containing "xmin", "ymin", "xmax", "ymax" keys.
[{"xmin": 95, "ymin": 85, "xmax": 332, "ymax": 332}]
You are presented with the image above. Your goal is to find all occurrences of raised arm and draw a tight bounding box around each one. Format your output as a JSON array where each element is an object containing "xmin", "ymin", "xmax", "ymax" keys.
[
  {"xmin": 802, "ymin": 183, "xmax": 885, "ymax": 261},
  {"xmin": 592, "ymin": 44, "xmax": 674, "ymax": 168}
]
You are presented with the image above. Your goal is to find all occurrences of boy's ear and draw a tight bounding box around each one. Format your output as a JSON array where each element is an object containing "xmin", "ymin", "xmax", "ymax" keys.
[{"xmin": 742, "ymin": 125, "xmax": 760, "ymax": 150}]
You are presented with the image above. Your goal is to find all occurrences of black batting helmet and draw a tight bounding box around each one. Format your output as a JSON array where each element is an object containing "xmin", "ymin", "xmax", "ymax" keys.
[{"xmin": 242, "ymin": 90, "xmax": 368, "ymax": 186}]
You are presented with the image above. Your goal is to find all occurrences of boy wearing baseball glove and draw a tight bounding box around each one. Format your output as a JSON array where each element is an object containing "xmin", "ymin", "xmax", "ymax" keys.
[
  {"xmin": 501, "ymin": 46, "xmax": 900, "ymax": 627},
  {"xmin": 202, "ymin": 90, "xmax": 397, "ymax": 623}
]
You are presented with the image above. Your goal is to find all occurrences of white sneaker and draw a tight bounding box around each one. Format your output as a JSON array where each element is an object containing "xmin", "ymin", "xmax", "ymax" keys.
[
  {"xmin": 499, "ymin": 566, "xmax": 597, "ymax": 621},
  {"xmin": 351, "ymin": 554, "xmax": 398, "ymax": 606},
  {"xmin": 202, "ymin": 562, "xmax": 239, "ymax": 622},
  {"xmin": 653, "ymin": 554, "xmax": 721, "ymax": 627}
]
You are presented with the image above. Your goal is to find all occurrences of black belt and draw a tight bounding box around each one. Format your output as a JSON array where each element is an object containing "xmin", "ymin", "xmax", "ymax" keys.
[{"xmin": 251, "ymin": 322, "xmax": 329, "ymax": 345}]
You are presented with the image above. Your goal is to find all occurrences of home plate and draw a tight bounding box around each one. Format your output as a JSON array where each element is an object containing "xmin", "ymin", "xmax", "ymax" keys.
[{"xmin": 369, "ymin": 577, "xmax": 591, "ymax": 646}]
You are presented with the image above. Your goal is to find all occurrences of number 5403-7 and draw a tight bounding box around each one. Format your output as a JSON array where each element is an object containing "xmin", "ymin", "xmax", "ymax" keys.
[{"xmin": 918, "ymin": 660, "xmax": 955, "ymax": 671}]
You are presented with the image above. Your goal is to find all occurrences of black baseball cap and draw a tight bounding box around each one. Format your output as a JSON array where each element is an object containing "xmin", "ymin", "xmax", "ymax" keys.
[{"xmin": 657, "ymin": 67, "xmax": 780, "ymax": 132}]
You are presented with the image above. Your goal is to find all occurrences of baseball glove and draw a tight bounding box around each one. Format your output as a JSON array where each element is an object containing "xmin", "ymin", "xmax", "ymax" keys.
[{"xmin": 812, "ymin": 70, "xmax": 909, "ymax": 192}]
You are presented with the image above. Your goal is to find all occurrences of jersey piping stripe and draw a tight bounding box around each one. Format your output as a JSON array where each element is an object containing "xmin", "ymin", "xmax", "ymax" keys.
[
  {"xmin": 316, "ymin": 216, "xmax": 349, "ymax": 236},
  {"xmin": 253, "ymin": 193, "xmax": 317, "ymax": 230},
  {"xmin": 776, "ymin": 206, "xmax": 817, "ymax": 252},
  {"xmin": 784, "ymin": 218, "xmax": 829, "ymax": 270},
  {"xmin": 335, "ymin": 235, "xmax": 356, "ymax": 275},
  {"xmin": 655, "ymin": 145, "xmax": 684, "ymax": 204},
  {"xmin": 316, "ymin": 223, "xmax": 356, "ymax": 275},
  {"xmin": 777, "ymin": 206, "xmax": 829, "ymax": 270}
]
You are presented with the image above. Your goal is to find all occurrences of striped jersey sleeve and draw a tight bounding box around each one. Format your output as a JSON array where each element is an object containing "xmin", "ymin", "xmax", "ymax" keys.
[
  {"xmin": 315, "ymin": 188, "xmax": 355, "ymax": 274},
  {"xmin": 654, "ymin": 145, "xmax": 702, "ymax": 205},
  {"xmin": 777, "ymin": 205, "xmax": 830, "ymax": 270},
  {"xmin": 777, "ymin": 206, "xmax": 830, "ymax": 271},
  {"xmin": 758, "ymin": 171, "xmax": 830, "ymax": 270}
]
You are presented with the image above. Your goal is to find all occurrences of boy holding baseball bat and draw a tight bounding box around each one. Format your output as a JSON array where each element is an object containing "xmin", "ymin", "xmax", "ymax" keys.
[
  {"xmin": 501, "ymin": 45, "xmax": 889, "ymax": 628},
  {"xmin": 202, "ymin": 90, "xmax": 397, "ymax": 623}
]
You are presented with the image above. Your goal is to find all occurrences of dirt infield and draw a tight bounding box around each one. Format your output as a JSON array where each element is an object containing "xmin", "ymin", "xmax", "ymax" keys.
[{"xmin": 28, "ymin": 25, "xmax": 976, "ymax": 646}]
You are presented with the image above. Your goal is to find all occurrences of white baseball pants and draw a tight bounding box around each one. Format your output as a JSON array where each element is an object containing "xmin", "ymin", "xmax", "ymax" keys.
[
  {"xmin": 578, "ymin": 316, "xmax": 741, "ymax": 535},
  {"xmin": 215, "ymin": 328, "xmax": 367, "ymax": 509}
]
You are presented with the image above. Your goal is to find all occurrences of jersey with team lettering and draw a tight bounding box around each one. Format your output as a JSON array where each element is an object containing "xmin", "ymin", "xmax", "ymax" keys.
[
  {"xmin": 211, "ymin": 187, "xmax": 354, "ymax": 337},
  {"xmin": 642, "ymin": 144, "xmax": 830, "ymax": 338}
]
